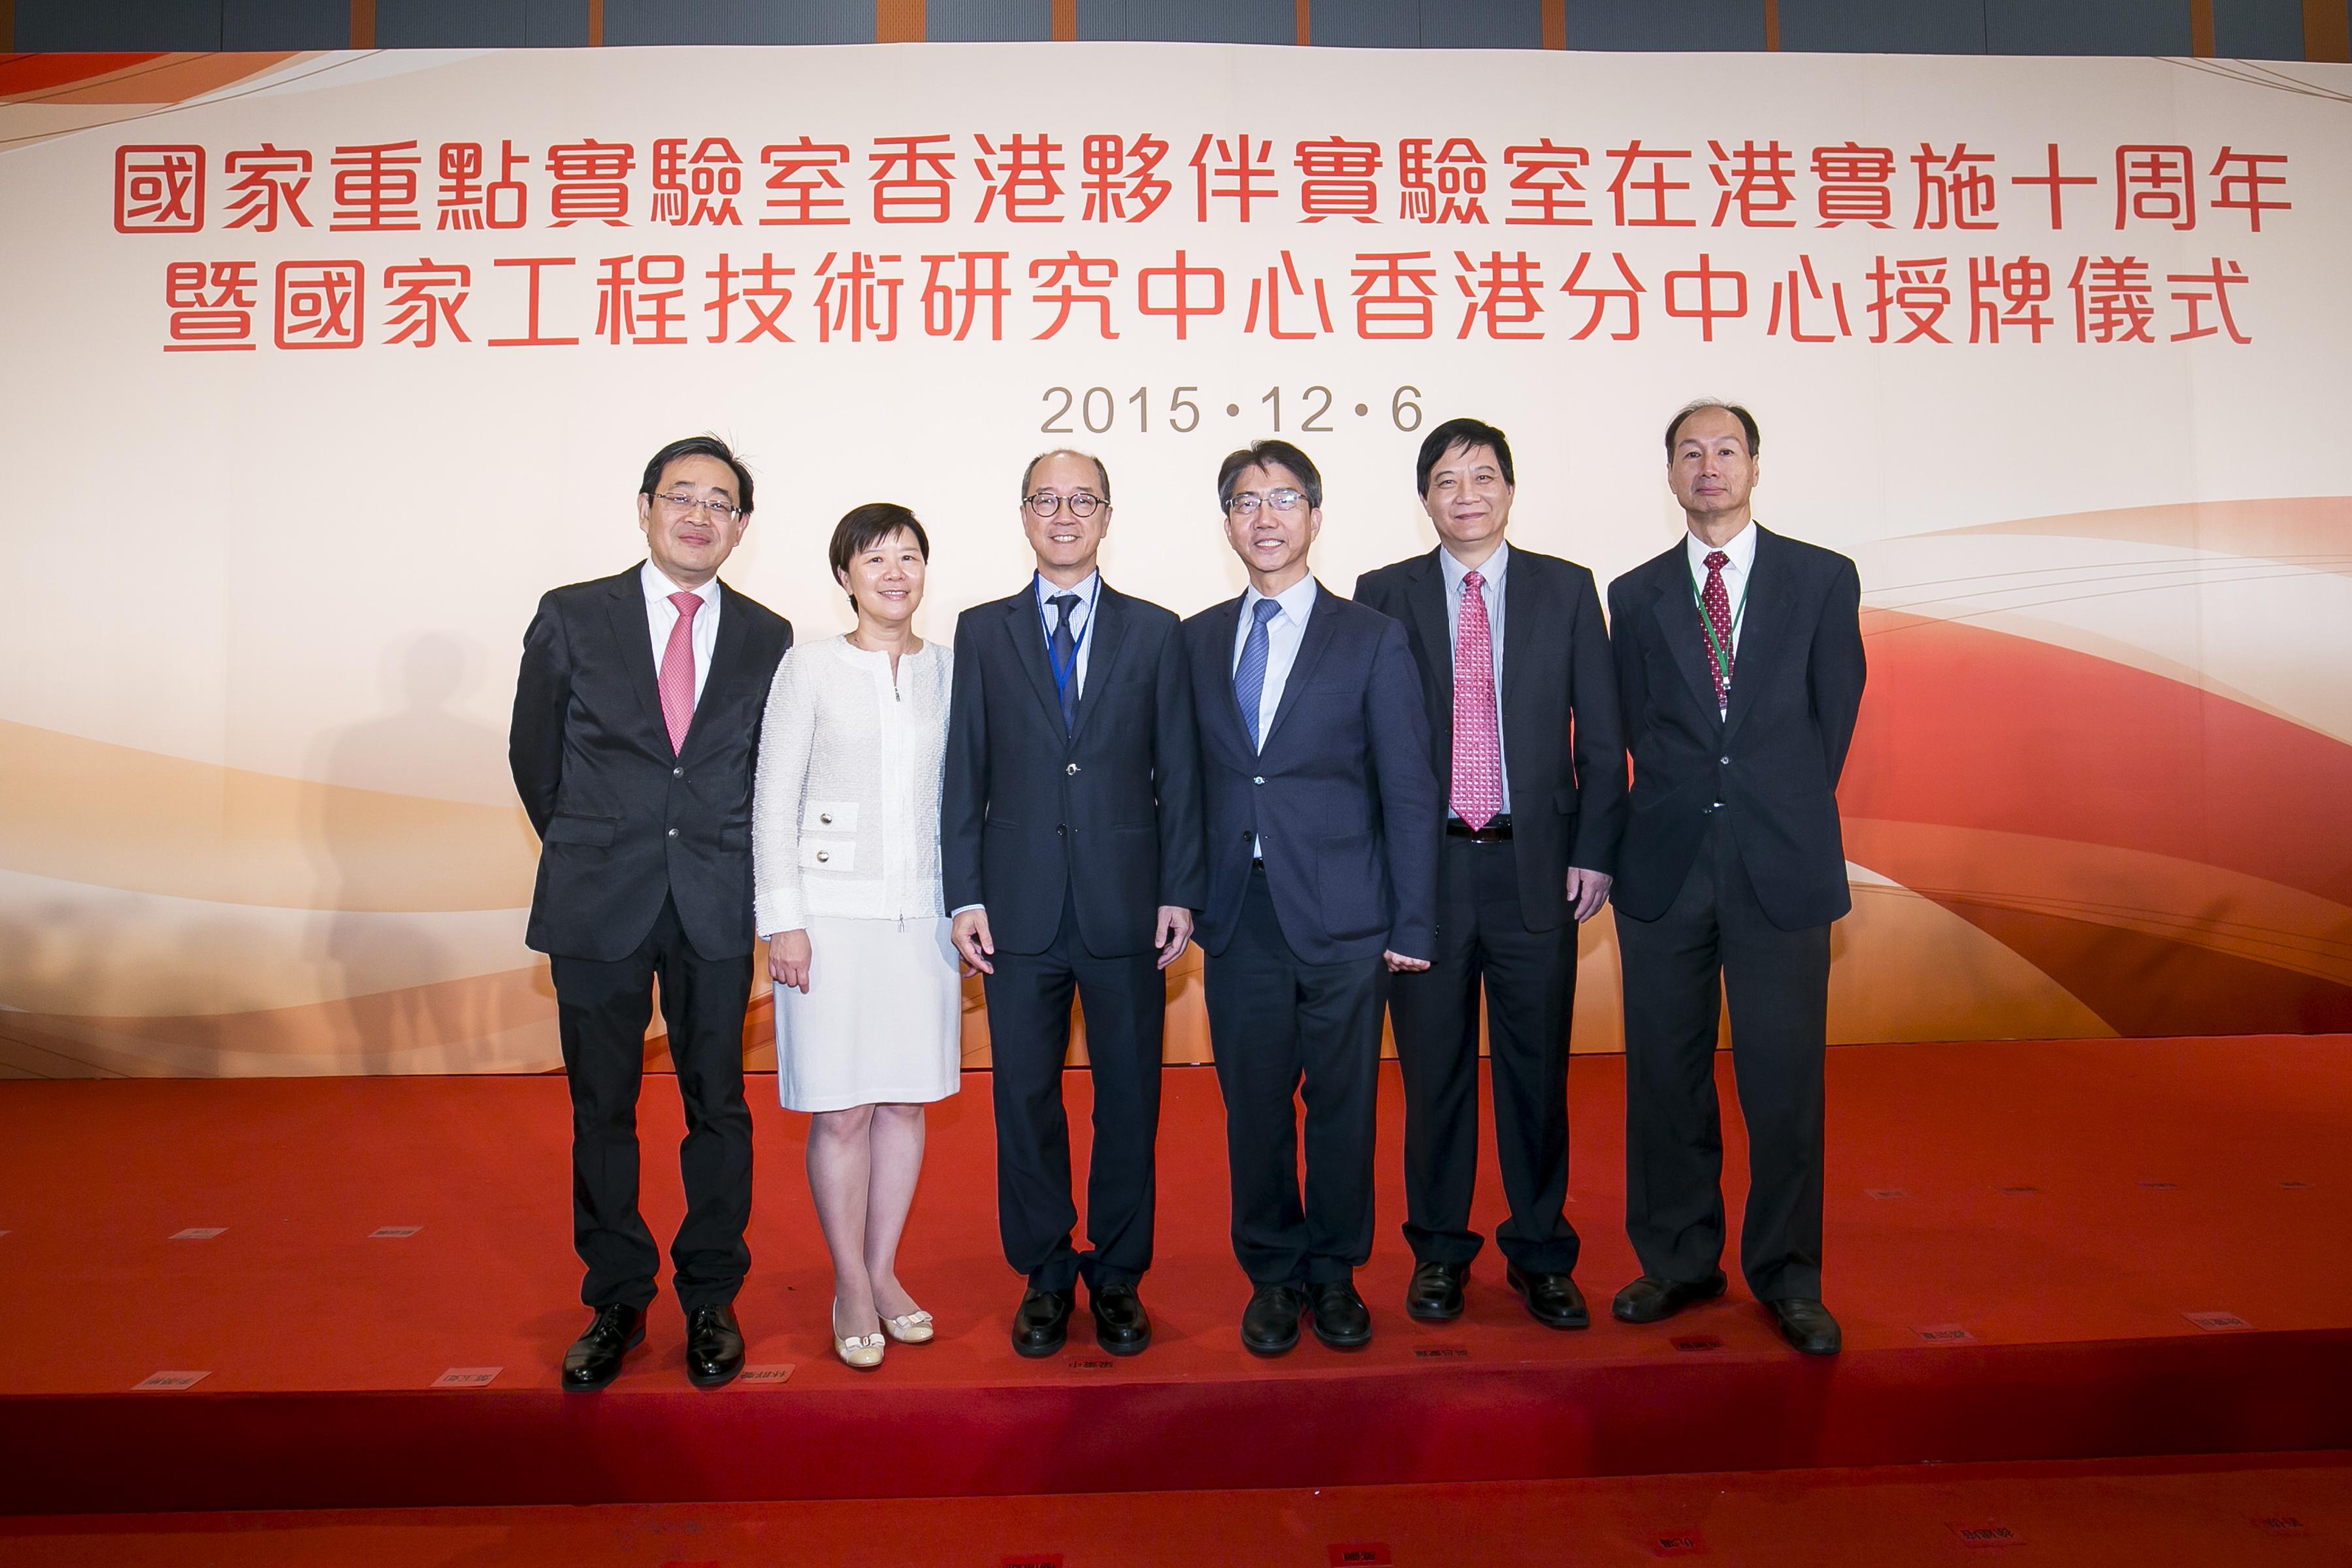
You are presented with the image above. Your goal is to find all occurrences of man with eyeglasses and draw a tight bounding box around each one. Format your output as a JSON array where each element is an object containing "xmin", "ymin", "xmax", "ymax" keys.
[
  {"xmin": 1181, "ymin": 439, "xmax": 1440, "ymax": 1356},
  {"xmin": 510, "ymin": 434, "xmax": 792, "ymax": 1392},
  {"xmin": 944, "ymin": 449, "xmax": 1203, "ymax": 1358},
  {"xmin": 1354, "ymin": 417, "xmax": 1625, "ymax": 1333}
]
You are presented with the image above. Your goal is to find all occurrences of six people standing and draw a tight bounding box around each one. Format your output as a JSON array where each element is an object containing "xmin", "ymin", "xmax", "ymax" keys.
[
  {"xmin": 944, "ymin": 449, "xmax": 1204, "ymax": 1358},
  {"xmin": 516, "ymin": 407, "xmax": 1867, "ymax": 1380}
]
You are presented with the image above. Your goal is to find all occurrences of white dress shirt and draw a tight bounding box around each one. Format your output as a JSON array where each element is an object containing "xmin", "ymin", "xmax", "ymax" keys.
[
  {"xmin": 641, "ymin": 560, "xmax": 721, "ymax": 707},
  {"xmin": 1033, "ymin": 568, "xmax": 1101, "ymax": 698},
  {"xmin": 1232, "ymin": 574, "xmax": 1320, "ymax": 751},
  {"xmin": 1682, "ymin": 520, "xmax": 1756, "ymax": 661},
  {"xmin": 1232, "ymin": 574, "xmax": 1320, "ymax": 862},
  {"xmin": 1439, "ymin": 539, "xmax": 1511, "ymax": 817}
]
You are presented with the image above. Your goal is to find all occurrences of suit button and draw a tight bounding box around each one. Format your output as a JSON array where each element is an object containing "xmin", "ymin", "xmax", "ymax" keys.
[
  {"xmin": 1066, "ymin": 762, "xmax": 1079, "ymax": 776},
  {"xmin": 820, "ymin": 812, "xmax": 833, "ymax": 825},
  {"xmin": 1056, "ymin": 826, "xmax": 1066, "ymax": 837},
  {"xmin": 1252, "ymin": 776, "xmax": 1264, "ymax": 785},
  {"xmin": 816, "ymin": 849, "xmax": 829, "ymax": 862},
  {"xmin": 666, "ymin": 828, "xmax": 679, "ymax": 838},
  {"xmin": 672, "ymin": 766, "xmax": 683, "ymax": 779},
  {"xmin": 1240, "ymin": 829, "xmax": 1252, "ymax": 841},
  {"xmin": 1720, "ymin": 757, "xmax": 1731, "ymax": 766}
]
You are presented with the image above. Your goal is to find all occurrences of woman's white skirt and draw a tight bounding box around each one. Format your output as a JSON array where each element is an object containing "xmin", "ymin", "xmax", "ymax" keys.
[{"xmin": 774, "ymin": 914, "xmax": 963, "ymax": 1113}]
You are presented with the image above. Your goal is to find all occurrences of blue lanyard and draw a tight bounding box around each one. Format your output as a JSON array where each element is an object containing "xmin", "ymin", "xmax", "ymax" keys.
[{"xmin": 1035, "ymin": 576, "xmax": 1094, "ymax": 699}]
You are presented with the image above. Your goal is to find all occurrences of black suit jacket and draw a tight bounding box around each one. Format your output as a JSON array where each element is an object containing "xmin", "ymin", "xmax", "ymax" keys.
[
  {"xmin": 1606, "ymin": 526, "xmax": 1865, "ymax": 931},
  {"xmin": 1354, "ymin": 545, "xmax": 1627, "ymax": 930},
  {"xmin": 942, "ymin": 581, "xmax": 1206, "ymax": 957},
  {"xmin": 510, "ymin": 564, "xmax": 794, "ymax": 963},
  {"xmin": 1182, "ymin": 581, "xmax": 1441, "ymax": 966}
]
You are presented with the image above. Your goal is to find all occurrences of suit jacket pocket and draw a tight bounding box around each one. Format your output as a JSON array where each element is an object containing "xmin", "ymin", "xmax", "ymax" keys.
[
  {"xmin": 801, "ymin": 838, "xmax": 856, "ymax": 872},
  {"xmin": 544, "ymin": 813, "xmax": 617, "ymax": 847},
  {"xmin": 1315, "ymin": 832, "xmax": 1385, "ymax": 942}
]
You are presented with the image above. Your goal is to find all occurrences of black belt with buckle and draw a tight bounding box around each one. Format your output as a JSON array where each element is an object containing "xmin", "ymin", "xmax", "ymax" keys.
[{"xmin": 1446, "ymin": 814, "xmax": 1512, "ymax": 842}]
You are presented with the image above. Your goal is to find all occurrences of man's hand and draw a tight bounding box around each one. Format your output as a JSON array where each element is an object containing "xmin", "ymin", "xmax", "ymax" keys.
[
  {"xmin": 952, "ymin": 908, "xmax": 996, "ymax": 975},
  {"xmin": 768, "ymin": 929, "xmax": 813, "ymax": 994},
  {"xmin": 1567, "ymin": 867, "xmax": 1614, "ymax": 924},
  {"xmin": 1154, "ymin": 905, "xmax": 1194, "ymax": 970},
  {"xmin": 1383, "ymin": 950, "xmax": 1431, "ymax": 973}
]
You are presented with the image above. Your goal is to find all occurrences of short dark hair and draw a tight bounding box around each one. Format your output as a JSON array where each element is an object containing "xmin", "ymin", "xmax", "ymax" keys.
[
  {"xmin": 1019, "ymin": 448, "xmax": 1112, "ymax": 504},
  {"xmin": 1663, "ymin": 399, "xmax": 1761, "ymax": 459},
  {"xmin": 1416, "ymin": 418, "xmax": 1514, "ymax": 496},
  {"xmin": 828, "ymin": 503, "xmax": 930, "ymax": 606},
  {"xmin": 1217, "ymin": 439, "xmax": 1323, "ymax": 512},
  {"xmin": 639, "ymin": 434, "xmax": 755, "ymax": 515}
]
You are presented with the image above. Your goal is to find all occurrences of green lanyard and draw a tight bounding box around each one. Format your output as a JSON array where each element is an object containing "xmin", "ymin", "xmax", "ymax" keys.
[{"xmin": 1687, "ymin": 558, "xmax": 1750, "ymax": 697}]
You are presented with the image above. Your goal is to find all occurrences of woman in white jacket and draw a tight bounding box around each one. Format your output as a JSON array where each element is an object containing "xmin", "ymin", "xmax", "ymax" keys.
[{"xmin": 752, "ymin": 504, "xmax": 960, "ymax": 1369}]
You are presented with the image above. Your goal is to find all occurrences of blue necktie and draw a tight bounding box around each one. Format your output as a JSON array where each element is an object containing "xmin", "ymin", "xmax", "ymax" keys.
[
  {"xmin": 1049, "ymin": 593, "xmax": 1080, "ymax": 732},
  {"xmin": 1233, "ymin": 596, "xmax": 1281, "ymax": 750}
]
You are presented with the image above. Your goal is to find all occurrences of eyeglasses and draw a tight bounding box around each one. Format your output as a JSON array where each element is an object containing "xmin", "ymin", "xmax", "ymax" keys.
[
  {"xmin": 655, "ymin": 491, "xmax": 742, "ymax": 522},
  {"xmin": 1224, "ymin": 488, "xmax": 1307, "ymax": 518},
  {"xmin": 1024, "ymin": 491, "xmax": 1104, "ymax": 519}
]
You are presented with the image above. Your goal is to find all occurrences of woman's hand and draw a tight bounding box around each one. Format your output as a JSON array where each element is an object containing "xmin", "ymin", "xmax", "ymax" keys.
[{"xmin": 768, "ymin": 929, "xmax": 813, "ymax": 994}]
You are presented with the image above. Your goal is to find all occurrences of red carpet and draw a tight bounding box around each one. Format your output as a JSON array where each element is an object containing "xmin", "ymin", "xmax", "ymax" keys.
[
  {"xmin": 1, "ymin": 1037, "xmax": 2348, "ymax": 1516},
  {"xmin": 7, "ymin": 1453, "xmax": 2351, "ymax": 1566}
]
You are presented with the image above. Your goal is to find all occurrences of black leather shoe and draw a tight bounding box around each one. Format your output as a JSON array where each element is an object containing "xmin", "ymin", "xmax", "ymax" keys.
[
  {"xmin": 1305, "ymin": 1280, "xmax": 1373, "ymax": 1349},
  {"xmin": 1610, "ymin": 1270, "xmax": 1728, "ymax": 1324},
  {"xmin": 1768, "ymin": 1298, "xmax": 1842, "ymax": 1356},
  {"xmin": 1088, "ymin": 1282, "xmax": 1152, "ymax": 1356},
  {"xmin": 1011, "ymin": 1287, "xmax": 1075, "ymax": 1358},
  {"xmin": 1405, "ymin": 1259, "xmax": 1467, "ymax": 1321},
  {"xmin": 683, "ymin": 1302, "xmax": 744, "ymax": 1388},
  {"xmin": 1505, "ymin": 1262, "xmax": 1590, "ymax": 1330},
  {"xmin": 561, "ymin": 1303, "xmax": 645, "ymax": 1392},
  {"xmin": 1239, "ymin": 1283, "xmax": 1305, "ymax": 1356}
]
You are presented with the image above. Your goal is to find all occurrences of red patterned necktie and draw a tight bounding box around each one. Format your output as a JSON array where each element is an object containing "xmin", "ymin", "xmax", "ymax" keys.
[
  {"xmin": 1701, "ymin": 549, "xmax": 1735, "ymax": 711},
  {"xmin": 1452, "ymin": 568, "xmax": 1503, "ymax": 830},
  {"xmin": 658, "ymin": 590, "xmax": 701, "ymax": 754}
]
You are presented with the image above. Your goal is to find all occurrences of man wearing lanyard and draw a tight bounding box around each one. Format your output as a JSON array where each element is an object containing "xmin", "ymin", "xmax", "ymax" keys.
[
  {"xmin": 1604, "ymin": 401, "xmax": 1866, "ymax": 1356},
  {"xmin": 945, "ymin": 449, "xmax": 1204, "ymax": 1358}
]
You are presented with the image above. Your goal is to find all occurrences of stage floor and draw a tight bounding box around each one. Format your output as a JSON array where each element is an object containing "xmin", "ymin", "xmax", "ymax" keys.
[{"xmin": 1, "ymin": 1037, "xmax": 2349, "ymax": 1514}]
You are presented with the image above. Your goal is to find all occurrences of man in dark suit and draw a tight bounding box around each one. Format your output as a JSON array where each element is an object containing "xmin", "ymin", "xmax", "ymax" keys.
[
  {"xmin": 1182, "ymin": 438, "xmax": 1441, "ymax": 1356},
  {"xmin": 1605, "ymin": 400, "xmax": 1865, "ymax": 1356},
  {"xmin": 1354, "ymin": 417, "xmax": 1625, "ymax": 1332},
  {"xmin": 943, "ymin": 448, "xmax": 1205, "ymax": 1360},
  {"xmin": 510, "ymin": 434, "xmax": 792, "ymax": 1390}
]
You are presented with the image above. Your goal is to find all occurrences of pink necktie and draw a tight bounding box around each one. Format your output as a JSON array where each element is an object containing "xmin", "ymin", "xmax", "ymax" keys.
[
  {"xmin": 1701, "ymin": 550, "xmax": 1735, "ymax": 711},
  {"xmin": 658, "ymin": 591, "xmax": 701, "ymax": 755},
  {"xmin": 1452, "ymin": 569, "xmax": 1502, "ymax": 830}
]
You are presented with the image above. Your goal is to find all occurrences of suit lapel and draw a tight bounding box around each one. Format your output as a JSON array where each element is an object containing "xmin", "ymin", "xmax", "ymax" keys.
[
  {"xmin": 1721, "ymin": 527, "xmax": 1793, "ymax": 746},
  {"xmin": 604, "ymin": 566, "xmax": 667, "ymax": 742},
  {"xmin": 1261, "ymin": 581, "xmax": 1337, "ymax": 751},
  {"xmin": 1002, "ymin": 589, "xmax": 1069, "ymax": 738},
  {"xmin": 1499, "ymin": 548, "xmax": 1536, "ymax": 709},
  {"xmin": 1647, "ymin": 549, "xmax": 1722, "ymax": 721},
  {"xmin": 1068, "ymin": 583, "xmax": 1129, "ymax": 746},
  {"xmin": 1205, "ymin": 595, "xmax": 1251, "ymax": 751},
  {"xmin": 1406, "ymin": 552, "xmax": 1454, "ymax": 789}
]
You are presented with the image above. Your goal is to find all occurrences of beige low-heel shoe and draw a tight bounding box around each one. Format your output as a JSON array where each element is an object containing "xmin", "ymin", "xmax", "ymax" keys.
[
  {"xmin": 879, "ymin": 1307, "xmax": 934, "ymax": 1345},
  {"xmin": 832, "ymin": 1299, "xmax": 885, "ymax": 1370}
]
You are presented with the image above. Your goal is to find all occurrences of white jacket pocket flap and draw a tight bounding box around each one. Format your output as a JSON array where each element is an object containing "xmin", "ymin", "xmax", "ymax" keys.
[
  {"xmin": 806, "ymin": 800, "xmax": 860, "ymax": 833},
  {"xmin": 801, "ymin": 838, "xmax": 855, "ymax": 872}
]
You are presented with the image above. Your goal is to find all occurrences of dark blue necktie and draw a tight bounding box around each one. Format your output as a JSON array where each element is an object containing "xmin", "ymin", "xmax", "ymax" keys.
[
  {"xmin": 1049, "ymin": 593, "xmax": 1080, "ymax": 732},
  {"xmin": 1232, "ymin": 596, "xmax": 1281, "ymax": 749}
]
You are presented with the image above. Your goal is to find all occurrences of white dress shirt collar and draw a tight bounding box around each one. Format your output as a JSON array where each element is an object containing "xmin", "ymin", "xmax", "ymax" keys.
[
  {"xmin": 643, "ymin": 559, "xmax": 722, "ymax": 612},
  {"xmin": 1438, "ymin": 537, "xmax": 1510, "ymax": 596},
  {"xmin": 1684, "ymin": 520, "xmax": 1757, "ymax": 580},
  {"xmin": 1239, "ymin": 572, "xmax": 1320, "ymax": 629}
]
